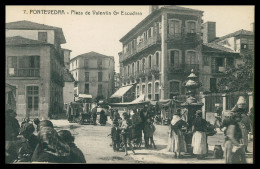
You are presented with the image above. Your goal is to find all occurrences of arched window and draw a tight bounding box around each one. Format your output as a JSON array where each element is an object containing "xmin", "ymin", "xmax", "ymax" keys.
[
  {"xmin": 127, "ymin": 65, "xmax": 130, "ymax": 76},
  {"xmin": 185, "ymin": 51, "xmax": 197, "ymax": 66},
  {"xmin": 155, "ymin": 52, "xmax": 160, "ymax": 67},
  {"xmin": 169, "ymin": 50, "xmax": 182, "ymax": 67},
  {"xmin": 142, "ymin": 84, "xmax": 145, "ymax": 95},
  {"xmin": 148, "ymin": 55, "xmax": 152, "ymax": 68},
  {"xmin": 187, "ymin": 21, "xmax": 196, "ymax": 33},
  {"xmin": 169, "ymin": 81, "xmax": 180, "ymax": 98},
  {"xmin": 154, "ymin": 81, "xmax": 160, "ymax": 101},
  {"xmin": 136, "ymin": 85, "xmax": 140, "ymax": 98},
  {"xmin": 132, "ymin": 63, "xmax": 135, "ymax": 75},
  {"xmin": 148, "ymin": 83, "xmax": 152, "ymax": 100},
  {"xmin": 137, "ymin": 61, "xmax": 140, "ymax": 73},
  {"xmin": 142, "ymin": 58, "xmax": 145, "ymax": 72}
]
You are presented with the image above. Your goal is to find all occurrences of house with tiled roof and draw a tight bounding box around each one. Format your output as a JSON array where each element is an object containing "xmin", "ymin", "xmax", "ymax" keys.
[
  {"xmin": 200, "ymin": 21, "xmax": 254, "ymax": 92},
  {"xmin": 6, "ymin": 20, "xmax": 67, "ymax": 120}
]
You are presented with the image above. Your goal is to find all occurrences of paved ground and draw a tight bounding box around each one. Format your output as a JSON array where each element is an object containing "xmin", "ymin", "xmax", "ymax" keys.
[{"xmin": 50, "ymin": 117, "xmax": 254, "ymax": 164}]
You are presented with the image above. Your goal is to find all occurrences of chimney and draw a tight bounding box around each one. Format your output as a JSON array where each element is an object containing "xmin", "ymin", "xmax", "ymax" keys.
[
  {"xmin": 149, "ymin": 5, "xmax": 159, "ymax": 14},
  {"xmin": 201, "ymin": 21, "xmax": 216, "ymax": 43}
]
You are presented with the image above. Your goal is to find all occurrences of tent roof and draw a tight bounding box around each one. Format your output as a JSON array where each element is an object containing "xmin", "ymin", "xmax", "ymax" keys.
[{"xmin": 110, "ymin": 85, "xmax": 133, "ymax": 98}]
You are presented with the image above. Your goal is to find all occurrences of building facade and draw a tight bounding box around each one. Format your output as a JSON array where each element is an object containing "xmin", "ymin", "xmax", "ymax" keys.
[
  {"xmin": 119, "ymin": 6, "xmax": 203, "ymax": 101},
  {"xmin": 70, "ymin": 52, "xmax": 115, "ymax": 101},
  {"xmin": 201, "ymin": 21, "xmax": 254, "ymax": 92},
  {"xmin": 6, "ymin": 20, "xmax": 66, "ymax": 120}
]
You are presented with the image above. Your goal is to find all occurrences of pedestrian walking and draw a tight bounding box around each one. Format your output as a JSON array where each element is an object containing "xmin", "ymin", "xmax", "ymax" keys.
[
  {"xmin": 91, "ymin": 106, "xmax": 97, "ymax": 125},
  {"xmin": 111, "ymin": 120, "xmax": 121, "ymax": 152},
  {"xmin": 31, "ymin": 120, "xmax": 70, "ymax": 163},
  {"xmin": 120, "ymin": 112, "xmax": 135, "ymax": 156},
  {"xmin": 224, "ymin": 113, "xmax": 246, "ymax": 164},
  {"xmin": 100, "ymin": 108, "xmax": 107, "ymax": 126},
  {"xmin": 191, "ymin": 110, "xmax": 208, "ymax": 160},
  {"xmin": 143, "ymin": 118, "xmax": 156, "ymax": 149},
  {"xmin": 167, "ymin": 109, "xmax": 187, "ymax": 159},
  {"xmin": 57, "ymin": 130, "xmax": 86, "ymax": 163}
]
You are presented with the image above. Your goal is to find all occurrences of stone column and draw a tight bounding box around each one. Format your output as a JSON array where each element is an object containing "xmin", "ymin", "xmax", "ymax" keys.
[{"xmin": 161, "ymin": 12, "xmax": 168, "ymax": 100}]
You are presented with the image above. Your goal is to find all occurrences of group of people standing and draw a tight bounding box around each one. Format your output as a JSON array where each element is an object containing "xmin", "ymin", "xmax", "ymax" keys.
[
  {"xmin": 167, "ymin": 109, "xmax": 208, "ymax": 159},
  {"xmin": 5, "ymin": 109, "xmax": 86, "ymax": 164},
  {"xmin": 110, "ymin": 105, "xmax": 157, "ymax": 156}
]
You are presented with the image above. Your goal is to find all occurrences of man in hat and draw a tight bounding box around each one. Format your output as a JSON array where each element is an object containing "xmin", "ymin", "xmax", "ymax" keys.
[{"xmin": 111, "ymin": 120, "xmax": 121, "ymax": 152}]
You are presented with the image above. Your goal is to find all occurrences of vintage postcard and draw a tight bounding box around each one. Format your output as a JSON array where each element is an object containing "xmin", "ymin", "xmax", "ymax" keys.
[{"xmin": 5, "ymin": 5, "xmax": 254, "ymax": 164}]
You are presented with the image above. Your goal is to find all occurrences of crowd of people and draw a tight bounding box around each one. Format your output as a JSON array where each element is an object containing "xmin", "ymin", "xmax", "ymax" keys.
[{"xmin": 5, "ymin": 109, "xmax": 86, "ymax": 164}]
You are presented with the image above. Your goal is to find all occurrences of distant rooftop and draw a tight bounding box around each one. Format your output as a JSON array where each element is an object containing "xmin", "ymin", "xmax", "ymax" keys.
[
  {"xmin": 6, "ymin": 36, "xmax": 52, "ymax": 46},
  {"xmin": 6, "ymin": 20, "xmax": 66, "ymax": 44},
  {"xmin": 202, "ymin": 43, "xmax": 237, "ymax": 53},
  {"xmin": 71, "ymin": 51, "xmax": 114, "ymax": 61},
  {"xmin": 213, "ymin": 29, "xmax": 254, "ymax": 43}
]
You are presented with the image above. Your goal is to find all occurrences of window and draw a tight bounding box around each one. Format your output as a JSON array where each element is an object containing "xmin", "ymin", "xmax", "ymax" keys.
[
  {"xmin": 185, "ymin": 51, "xmax": 197, "ymax": 65},
  {"xmin": 143, "ymin": 32, "xmax": 147, "ymax": 41},
  {"xmin": 155, "ymin": 52, "xmax": 160, "ymax": 67},
  {"xmin": 216, "ymin": 58, "xmax": 224, "ymax": 67},
  {"xmin": 84, "ymin": 59, "xmax": 88, "ymax": 68},
  {"xmin": 142, "ymin": 58, "xmax": 145, "ymax": 72},
  {"xmin": 75, "ymin": 72, "xmax": 77, "ymax": 80},
  {"xmin": 210, "ymin": 78, "xmax": 217, "ymax": 92},
  {"xmin": 84, "ymin": 83, "xmax": 89, "ymax": 94},
  {"xmin": 169, "ymin": 81, "xmax": 180, "ymax": 98},
  {"xmin": 148, "ymin": 83, "xmax": 152, "ymax": 100},
  {"xmin": 132, "ymin": 63, "xmax": 135, "ymax": 75},
  {"xmin": 148, "ymin": 55, "xmax": 152, "ymax": 68},
  {"xmin": 187, "ymin": 21, "xmax": 196, "ymax": 33},
  {"xmin": 38, "ymin": 32, "xmax": 47, "ymax": 42},
  {"xmin": 7, "ymin": 56, "xmax": 40, "ymax": 77},
  {"xmin": 155, "ymin": 82, "xmax": 160, "ymax": 101},
  {"xmin": 75, "ymin": 60, "xmax": 77, "ymax": 68},
  {"xmin": 203, "ymin": 55, "xmax": 210, "ymax": 66},
  {"xmin": 27, "ymin": 86, "xmax": 39, "ymax": 111},
  {"xmin": 148, "ymin": 27, "xmax": 153, "ymax": 38},
  {"xmin": 85, "ymin": 72, "xmax": 89, "ymax": 82},
  {"xmin": 226, "ymin": 58, "xmax": 234, "ymax": 67},
  {"xmin": 97, "ymin": 59, "xmax": 102, "ymax": 68},
  {"xmin": 169, "ymin": 20, "xmax": 181, "ymax": 36},
  {"xmin": 98, "ymin": 72, "xmax": 102, "ymax": 82},
  {"xmin": 128, "ymin": 65, "xmax": 130, "ymax": 76},
  {"xmin": 142, "ymin": 84, "xmax": 145, "ymax": 95},
  {"xmin": 98, "ymin": 84, "xmax": 102, "ymax": 96},
  {"xmin": 137, "ymin": 61, "xmax": 140, "ymax": 73},
  {"xmin": 170, "ymin": 50, "xmax": 181, "ymax": 67},
  {"xmin": 136, "ymin": 85, "xmax": 140, "ymax": 98}
]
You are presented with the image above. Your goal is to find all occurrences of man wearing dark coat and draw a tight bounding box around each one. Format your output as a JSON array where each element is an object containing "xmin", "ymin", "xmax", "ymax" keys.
[{"xmin": 5, "ymin": 109, "xmax": 20, "ymax": 141}]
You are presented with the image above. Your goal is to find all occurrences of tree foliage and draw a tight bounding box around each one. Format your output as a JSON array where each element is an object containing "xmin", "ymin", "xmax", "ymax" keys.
[{"xmin": 217, "ymin": 52, "xmax": 254, "ymax": 93}]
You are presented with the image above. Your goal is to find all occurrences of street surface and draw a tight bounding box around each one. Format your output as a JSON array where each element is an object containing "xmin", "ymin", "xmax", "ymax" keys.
[{"xmin": 50, "ymin": 117, "xmax": 253, "ymax": 164}]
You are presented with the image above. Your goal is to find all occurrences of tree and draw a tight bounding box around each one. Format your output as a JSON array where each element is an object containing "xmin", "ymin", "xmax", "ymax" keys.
[{"xmin": 217, "ymin": 52, "xmax": 254, "ymax": 93}]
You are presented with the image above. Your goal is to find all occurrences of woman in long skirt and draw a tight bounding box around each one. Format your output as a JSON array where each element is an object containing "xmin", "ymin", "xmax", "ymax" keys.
[
  {"xmin": 167, "ymin": 109, "xmax": 187, "ymax": 158},
  {"xmin": 192, "ymin": 110, "xmax": 208, "ymax": 159}
]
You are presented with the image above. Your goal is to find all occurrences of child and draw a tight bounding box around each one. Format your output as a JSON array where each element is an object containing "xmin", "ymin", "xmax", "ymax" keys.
[
  {"xmin": 111, "ymin": 120, "xmax": 121, "ymax": 152},
  {"xmin": 144, "ymin": 118, "xmax": 156, "ymax": 149}
]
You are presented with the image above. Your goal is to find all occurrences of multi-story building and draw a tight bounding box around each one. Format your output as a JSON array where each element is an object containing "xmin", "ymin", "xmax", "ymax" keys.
[
  {"xmin": 70, "ymin": 51, "xmax": 115, "ymax": 101},
  {"xmin": 6, "ymin": 20, "xmax": 66, "ymax": 120},
  {"xmin": 62, "ymin": 48, "xmax": 72, "ymax": 70},
  {"xmin": 118, "ymin": 5, "xmax": 203, "ymax": 101},
  {"xmin": 201, "ymin": 21, "xmax": 254, "ymax": 92},
  {"xmin": 114, "ymin": 72, "xmax": 121, "ymax": 92}
]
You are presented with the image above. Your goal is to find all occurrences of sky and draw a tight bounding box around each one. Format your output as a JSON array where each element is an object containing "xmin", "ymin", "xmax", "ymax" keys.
[{"xmin": 6, "ymin": 5, "xmax": 254, "ymax": 73}]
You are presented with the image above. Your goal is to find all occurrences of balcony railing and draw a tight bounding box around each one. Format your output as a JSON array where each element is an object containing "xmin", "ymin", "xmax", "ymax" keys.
[
  {"xmin": 121, "ymin": 34, "xmax": 161, "ymax": 62},
  {"xmin": 168, "ymin": 64, "xmax": 199, "ymax": 73},
  {"xmin": 167, "ymin": 32, "xmax": 201, "ymax": 43}
]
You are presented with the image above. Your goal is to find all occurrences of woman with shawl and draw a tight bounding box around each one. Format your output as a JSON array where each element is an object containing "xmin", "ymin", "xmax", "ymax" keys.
[
  {"xmin": 31, "ymin": 120, "xmax": 70, "ymax": 163},
  {"xmin": 167, "ymin": 109, "xmax": 187, "ymax": 158},
  {"xmin": 191, "ymin": 110, "xmax": 208, "ymax": 159}
]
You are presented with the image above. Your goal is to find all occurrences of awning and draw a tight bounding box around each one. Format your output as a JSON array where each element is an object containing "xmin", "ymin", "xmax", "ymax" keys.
[
  {"xmin": 110, "ymin": 85, "xmax": 133, "ymax": 98},
  {"xmin": 130, "ymin": 95, "xmax": 145, "ymax": 104}
]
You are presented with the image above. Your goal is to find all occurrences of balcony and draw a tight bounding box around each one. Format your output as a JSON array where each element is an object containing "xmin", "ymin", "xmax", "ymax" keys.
[
  {"xmin": 168, "ymin": 64, "xmax": 199, "ymax": 74},
  {"xmin": 121, "ymin": 34, "xmax": 161, "ymax": 62},
  {"xmin": 211, "ymin": 66, "xmax": 226, "ymax": 75},
  {"xmin": 167, "ymin": 32, "xmax": 201, "ymax": 44}
]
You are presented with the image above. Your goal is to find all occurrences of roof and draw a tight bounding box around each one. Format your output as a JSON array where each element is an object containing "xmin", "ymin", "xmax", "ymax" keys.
[
  {"xmin": 6, "ymin": 20, "xmax": 66, "ymax": 44},
  {"xmin": 202, "ymin": 43, "xmax": 237, "ymax": 53},
  {"xmin": 110, "ymin": 85, "xmax": 133, "ymax": 98},
  {"xmin": 61, "ymin": 48, "xmax": 72, "ymax": 52},
  {"xmin": 71, "ymin": 51, "xmax": 114, "ymax": 61},
  {"xmin": 63, "ymin": 69, "xmax": 75, "ymax": 82},
  {"xmin": 213, "ymin": 29, "xmax": 254, "ymax": 43},
  {"xmin": 6, "ymin": 36, "xmax": 52, "ymax": 46},
  {"xmin": 120, "ymin": 6, "xmax": 203, "ymax": 43}
]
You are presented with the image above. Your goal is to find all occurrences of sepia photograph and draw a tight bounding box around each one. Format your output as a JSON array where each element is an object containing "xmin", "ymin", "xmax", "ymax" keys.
[{"xmin": 5, "ymin": 5, "xmax": 254, "ymax": 164}]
